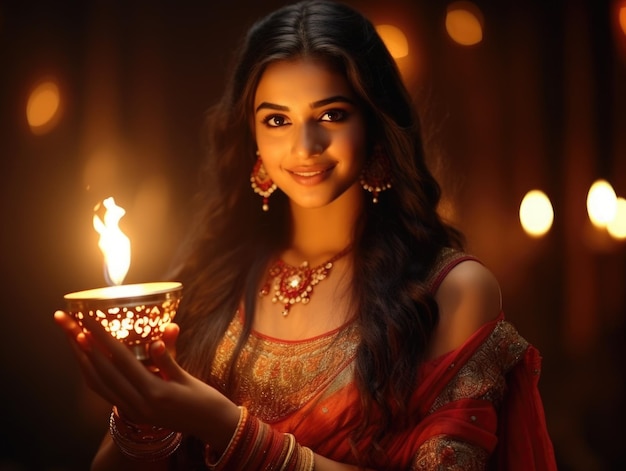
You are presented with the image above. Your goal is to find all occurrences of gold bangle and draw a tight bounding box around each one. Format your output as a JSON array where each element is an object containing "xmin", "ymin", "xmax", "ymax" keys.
[
  {"xmin": 204, "ymin": 406, "xmax": 248, "ymax": 469},
  {"xmin": 109, "ymin": 410, "xmax": 182, "ymax": 461}
]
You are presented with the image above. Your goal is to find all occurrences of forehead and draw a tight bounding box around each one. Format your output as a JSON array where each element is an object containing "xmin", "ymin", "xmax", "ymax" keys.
[{"xmin": 254, "ymin": 58, "xmax": 356, "ymax": 106}]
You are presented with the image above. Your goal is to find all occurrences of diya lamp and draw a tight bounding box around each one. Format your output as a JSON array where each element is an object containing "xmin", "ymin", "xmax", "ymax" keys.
[{"xmin": 64, "ymin": 197, "xmax": 182, "ymax": 362}]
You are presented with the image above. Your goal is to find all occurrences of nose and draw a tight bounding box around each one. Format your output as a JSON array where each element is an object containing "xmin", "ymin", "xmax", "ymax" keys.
[{"xmin": 291, "ymin": 121, "xmax": 325, "ymax": 159}]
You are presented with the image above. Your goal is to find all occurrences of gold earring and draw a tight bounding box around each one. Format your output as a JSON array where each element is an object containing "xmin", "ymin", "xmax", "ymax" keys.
[
  {"xmin": 250, "ymin": 152, "xmax": 277, "ymax": 211},
  {"xmin": 360, "ymin": 145, "xmax": 392, "ymax": 203}
]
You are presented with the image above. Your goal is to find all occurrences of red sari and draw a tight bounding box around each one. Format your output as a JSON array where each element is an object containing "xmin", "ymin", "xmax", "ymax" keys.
[{"xmin": 208, "ymin": 251, "xmax": 557, "ymax": 470}]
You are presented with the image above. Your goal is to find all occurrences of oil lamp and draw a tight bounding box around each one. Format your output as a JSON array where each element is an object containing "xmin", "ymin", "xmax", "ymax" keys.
[{"xmin": 64, "ymin": 197, "xmax": 182, "ymax": 361}]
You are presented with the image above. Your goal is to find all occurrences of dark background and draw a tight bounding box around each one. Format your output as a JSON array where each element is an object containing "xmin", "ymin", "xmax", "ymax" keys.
[{"xmin": 1, "ymin": 0, "xmax": 624, "ymax": 469}]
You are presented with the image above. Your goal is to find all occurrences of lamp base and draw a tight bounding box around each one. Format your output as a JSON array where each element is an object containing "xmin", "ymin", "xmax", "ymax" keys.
[{"xmin": 131, "ymin": 344, "xmax": 150, "ymax": 361}]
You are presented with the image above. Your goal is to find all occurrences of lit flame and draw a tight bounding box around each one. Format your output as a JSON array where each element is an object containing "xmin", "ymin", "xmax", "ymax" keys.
[{"xmin": 93, "ymin": 197, "xmax": 131, "ymax": 285}]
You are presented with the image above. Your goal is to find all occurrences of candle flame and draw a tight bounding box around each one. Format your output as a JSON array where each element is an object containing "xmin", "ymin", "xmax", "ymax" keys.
[{"xmin": 93, "ymin": 197, "xmax": 131, "ymax": 286}]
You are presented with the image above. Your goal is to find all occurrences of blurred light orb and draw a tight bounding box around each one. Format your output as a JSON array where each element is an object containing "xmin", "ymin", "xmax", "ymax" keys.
[
  {"xmin": 520, "ymin": 190, "xmax": 554, "ymax": 237},
  {"xmin": 587, "ymin": 179, "xmax": 617, "ymax": 227},
  {"xmin": 376, "ymin": 24, "xmax": 409, "ymax": 58},
  {"xmin": 445, "ymin": 1, "xmax": 484, "ymax": 46},
  {"xmin": 620, "ymin": 5, "xmax": 626, "ymax": 36},
  {"xmin": 607, "ymin": 197, "xmax": 626, "ymax": 240},
  {"xmin": 27, "ymin": 80, "xmax": 61, "ymax": 134}
]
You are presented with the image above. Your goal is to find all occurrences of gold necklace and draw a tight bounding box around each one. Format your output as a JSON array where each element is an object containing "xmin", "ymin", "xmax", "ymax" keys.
[{"xmin": 259, "ymin": 246, "xmax": 352, "ymax": 317}]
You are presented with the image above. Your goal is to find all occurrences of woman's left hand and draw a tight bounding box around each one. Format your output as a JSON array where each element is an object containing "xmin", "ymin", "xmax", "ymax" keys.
[{"xmin": 53, "ymin": 310, "xmax": 239, "ymax": 449}]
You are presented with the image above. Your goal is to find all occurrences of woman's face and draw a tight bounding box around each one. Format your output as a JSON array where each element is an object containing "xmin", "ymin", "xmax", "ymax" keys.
[{"xmin": 253, "ymin": 58, "xmax": 367, "ymax": 210}]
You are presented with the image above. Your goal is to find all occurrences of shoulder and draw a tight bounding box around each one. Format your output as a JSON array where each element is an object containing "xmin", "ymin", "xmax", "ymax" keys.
[{"xmin": 427, "ymin": 252, "xmax": 502, "ymax": 359}]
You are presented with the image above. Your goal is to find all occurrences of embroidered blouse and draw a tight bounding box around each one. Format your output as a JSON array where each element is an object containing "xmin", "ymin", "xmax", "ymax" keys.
[{"xmin": 207, "ymin": 249, "xmax": 557, "ymax": 470}]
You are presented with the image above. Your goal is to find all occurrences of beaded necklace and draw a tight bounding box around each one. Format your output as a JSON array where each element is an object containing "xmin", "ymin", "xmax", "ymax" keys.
[{"xmin": 259, "ymin": 246, "xmax": 352, "ymax": 316}]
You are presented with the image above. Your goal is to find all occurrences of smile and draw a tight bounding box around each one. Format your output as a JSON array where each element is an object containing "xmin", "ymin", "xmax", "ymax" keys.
[
  {"xmin": 287, "ymin": 165, "xmax": 335, "ymax": 185},
  {"xmin": 291, "ymin": 170, "xmax": 325, "ymax": 177}
]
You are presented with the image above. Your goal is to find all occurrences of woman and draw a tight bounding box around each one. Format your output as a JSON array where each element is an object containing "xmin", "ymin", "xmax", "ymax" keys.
[{"xmin": 54, "ymin": 1, "xmax": 557, "ymax": 469}]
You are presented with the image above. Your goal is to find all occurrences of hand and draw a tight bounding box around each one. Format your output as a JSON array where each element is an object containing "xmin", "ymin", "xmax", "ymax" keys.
[{"xmin": 53, "ymin": 311, "xmax": 239, "ymax": 448}]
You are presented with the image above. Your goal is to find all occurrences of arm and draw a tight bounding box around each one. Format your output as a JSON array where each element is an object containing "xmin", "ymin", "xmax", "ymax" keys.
[
  {"xmin": 427, "ymin": 260, "xmax": 502, "ymax": 359},
  {"xmin": 407, "ymin": 260, "xmax": 504, "ymax": 470},
  {"xmin": 54, "ymin": 311, "xmax": 375, "ymax": 471}
]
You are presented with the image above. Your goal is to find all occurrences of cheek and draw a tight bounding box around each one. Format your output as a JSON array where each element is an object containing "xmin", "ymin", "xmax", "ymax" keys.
[
  {"xmin": 256, "ymin": 136, "xmax": 282, "ymax": 161},
  {"xmin": 344, "ymin": 129, "xmax": 368, "ymax": 169}
]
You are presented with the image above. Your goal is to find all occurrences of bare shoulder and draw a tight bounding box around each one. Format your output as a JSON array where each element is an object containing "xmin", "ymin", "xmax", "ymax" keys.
[{"xmin": 427, "ymin": 259, "xmax": 502, "ymax": 359}]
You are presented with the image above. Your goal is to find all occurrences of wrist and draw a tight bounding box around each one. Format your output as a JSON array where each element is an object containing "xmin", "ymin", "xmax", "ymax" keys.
[{"xmin": 109, "ymin": 406, "xmax": 182, "ymax": 461}]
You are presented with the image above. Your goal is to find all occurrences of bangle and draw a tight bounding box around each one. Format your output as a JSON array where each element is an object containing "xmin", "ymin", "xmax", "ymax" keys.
[
  {"xmin": 204, "ymin": 407, "xmax": 315, "ymax": 471},
  {"xmin": 109, "ymin": 407, "xmax": 182, "ymax": 461},
  {"xmin": 204, "ymin": 406, "xmax": 249, "ymax": 467}
]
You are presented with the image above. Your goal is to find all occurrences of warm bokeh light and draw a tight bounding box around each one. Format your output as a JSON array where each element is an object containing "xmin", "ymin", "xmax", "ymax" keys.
[
  {"xmin": 519, "ymin": 190, "xmax": 554, "ymax": 237},
  {"xmin": 619, "ymin": 5, "xmax": 626, "ymax": 36},
  {"xmin": 376, "ymin": 24, "xmax": 409, "ymax": 59},
  {"xmin": 445, "ymin": 1, "xmax": 484, "ymax": 46},
  {"xmin": 26, "ymin": 80, "xmax": 61, "ymax": 134},
  {"xmin": 587, "ymin": 179, "xmax": 617, "ymax": 228},
  {"xmin": 607, "ymin": 197, "xmax": 626, "ymax": 240}
]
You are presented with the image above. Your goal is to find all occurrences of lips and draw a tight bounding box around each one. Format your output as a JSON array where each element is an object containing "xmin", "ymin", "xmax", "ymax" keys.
[{"xmin": 287, "ymin": 164, "xmax": 335, "ymax": 185}]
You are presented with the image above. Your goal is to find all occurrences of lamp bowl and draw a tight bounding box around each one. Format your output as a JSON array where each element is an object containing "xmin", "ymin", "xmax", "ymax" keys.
[{"xmin": 64, "ymin": 282, "xmax": 183, "ymax": 361}]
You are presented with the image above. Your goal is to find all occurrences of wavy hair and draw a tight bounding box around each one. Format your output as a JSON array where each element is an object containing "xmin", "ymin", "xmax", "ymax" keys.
[{"xmin": 172, "ymin": 0, "xmax": 463, "ymax": 466}]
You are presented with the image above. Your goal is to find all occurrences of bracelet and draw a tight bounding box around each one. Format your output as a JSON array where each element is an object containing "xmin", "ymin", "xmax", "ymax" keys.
[
  {"xmin": 109, "ymin": 407, "xmax": 182, "ymax": 461},
  {"xmin": 204, "ymin": 406, "xmax": 249, "ymax": 467},
  {"xmin": 204, "ymin": 406, "xmax": 315, "ymax": 471}
]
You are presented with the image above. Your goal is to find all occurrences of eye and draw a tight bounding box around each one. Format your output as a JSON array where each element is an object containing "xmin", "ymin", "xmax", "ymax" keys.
[
  {"xmin": 320, "ymin": 109, "xmax": 347, "ymax": 122},
  {"xmin": 262, "ymin": 115, "xmax": 290, "ymax": 127}
]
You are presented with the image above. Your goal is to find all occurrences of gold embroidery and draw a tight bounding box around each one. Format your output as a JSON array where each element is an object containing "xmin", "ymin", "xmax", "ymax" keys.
[
  {"xmin": 429, "ymin": 320, "xmax": 528, "ymax": 413},
  {"xmin": 209, "ymin": 313, "xmax": 360, "ymax": 423},
  {"xmin": 412, "ymin": 436, "xmax": 489, "ymax": 470},
  {"xmin": 424, "ymin": 247, "xmax": 466, "ymax": 292}
]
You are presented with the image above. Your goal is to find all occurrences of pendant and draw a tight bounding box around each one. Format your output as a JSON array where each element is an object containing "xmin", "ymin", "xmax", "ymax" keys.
[{"xmin": 259, "ymin": 245, "xmax": 351, "ymax": 317}]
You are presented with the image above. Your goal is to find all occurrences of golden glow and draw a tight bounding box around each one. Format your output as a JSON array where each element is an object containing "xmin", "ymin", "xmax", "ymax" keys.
[
  {"xmin": 376, "ymin": 24, "xmax": 409, "ymax": 58},
  {"xmin": 587, "ymin": 179, "xmax": 617, "ymax": 228},
  {"xmin": 445, "ymin": 1, "xmax": 484, "ymax": 46},
  {"xmin": 93, "ymin": 197, "xmax": 131, "ymax": 286},
  {"xmin": 620, "ymin": 5, "xmax": 626, "ymax": 36},
  {"xmin": 607, "ymin": 197, "xmax": 626, "ymax": 240},
  {"xmin": 26, "ymin": 80, "xmax": 61, "ymax": 134},
  {"xmin": 519, "ymin": 190, "xmax": 554, "ymax": 237}
]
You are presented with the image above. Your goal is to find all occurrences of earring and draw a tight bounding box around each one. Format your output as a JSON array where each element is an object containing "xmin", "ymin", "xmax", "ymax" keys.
[
  {"xmin": 251, "ymin": 152, "xmax": 277, "ymax": 211},
  {"xmin": 360, "ymin": 145, "xmax": 392, "ymax": 203}
]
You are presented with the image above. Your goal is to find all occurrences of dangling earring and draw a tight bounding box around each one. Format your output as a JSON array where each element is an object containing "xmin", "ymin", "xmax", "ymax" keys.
[
  {"xmin": 360, "ymin": 145, "xmax": 392, "ymax": 203},
  {"xmin": 251, "ymin": 152, "xmax": 277, "ymax": 211}
]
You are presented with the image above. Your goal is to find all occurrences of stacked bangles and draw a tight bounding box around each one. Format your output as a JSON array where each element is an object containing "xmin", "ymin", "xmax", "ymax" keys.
[
  {"xmin": 204, "ymin": 406, "xmax": 315, "ymax": 471},
  {"xmin": 109, "ymin": 405, "xmax": 315, "ymax": 470},
  {"xmin": 109, "ymin": 406, "xmax": 182, "ymax": 461}
]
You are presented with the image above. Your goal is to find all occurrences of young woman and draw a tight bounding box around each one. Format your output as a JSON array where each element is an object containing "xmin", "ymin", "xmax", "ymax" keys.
[{"xmin": 55, "ymin": 1, "xmax": 557, "ymax": 469}]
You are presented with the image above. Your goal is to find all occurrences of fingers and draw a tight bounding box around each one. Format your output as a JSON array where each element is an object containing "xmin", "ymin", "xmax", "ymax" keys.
[
  {"xmin": 161, "ymin": 323, "xmax": 180, "ymax": 358},
  {"xmin": 54, "ymin": 310, "xmax": 189, "ymax": 425},
  {"xmin": 54, "ymin": 310, "xmax": 83, "ymax": 338},
  {"xmin": 59, "ymin": 313, "xmax": 158, "ymax": 411},
  {"xmin": 149, "ymin": 339, "xmax": 185, "ymax": 382}
]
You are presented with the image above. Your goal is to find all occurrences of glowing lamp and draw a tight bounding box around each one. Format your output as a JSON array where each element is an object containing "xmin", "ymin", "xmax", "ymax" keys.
[
  {"xmin": 587, "ymin": 179, "xmax": 617, "ymax": 228},
  {"xmin": 64, "ymin": 197, "xmax": 182, "ymax": 361},
  {"xmin": 519, "ymin": 190, "xmax": 554, "ymax": 237}
]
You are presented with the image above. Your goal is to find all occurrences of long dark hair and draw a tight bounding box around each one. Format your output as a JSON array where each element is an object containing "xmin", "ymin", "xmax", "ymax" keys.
[{"xmin": 173, "ymin": 0, "xmax": 463, "ymax": 466}]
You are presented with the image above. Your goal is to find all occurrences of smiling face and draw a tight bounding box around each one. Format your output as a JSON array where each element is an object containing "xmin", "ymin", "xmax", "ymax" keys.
[{"xmin": 253, "ymin": 58, "xmax": 368, "ymax": 210}]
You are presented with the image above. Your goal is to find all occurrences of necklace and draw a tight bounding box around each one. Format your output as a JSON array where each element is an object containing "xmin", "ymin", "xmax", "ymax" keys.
[{"xmin": 259, "ymin": 245, "xmax": 352, "ymax": 317}]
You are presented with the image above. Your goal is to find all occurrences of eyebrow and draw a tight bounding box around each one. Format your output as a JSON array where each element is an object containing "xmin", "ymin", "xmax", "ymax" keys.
[{"xmin": 255, "ymin": 95, "xmax": 356, "ymax": 114}]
